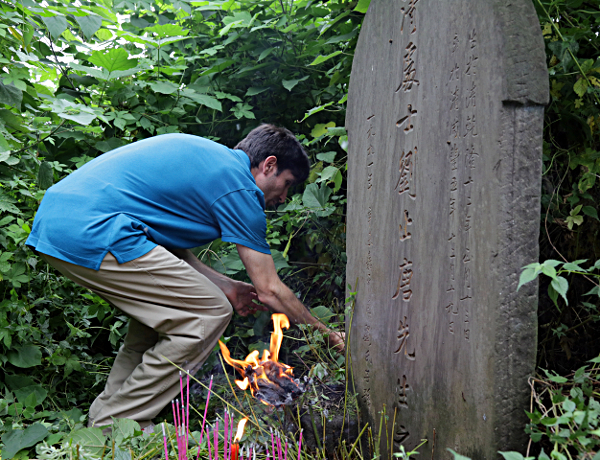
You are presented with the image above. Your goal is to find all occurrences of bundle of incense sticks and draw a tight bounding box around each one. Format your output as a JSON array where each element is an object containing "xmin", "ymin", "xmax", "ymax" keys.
[
  {"xmin": 264, "ymin": 428, "xmax": 303, "ymax": 460},
  {"xmin": 163, "ymin": 373, "xmax": 213, "ymax": 460},
  {"xmin": 161, "ymin": 372, "xmax": 304, "ymax": 460}
]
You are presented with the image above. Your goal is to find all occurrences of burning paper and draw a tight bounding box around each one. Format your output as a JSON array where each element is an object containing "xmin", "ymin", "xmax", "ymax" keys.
[{"xmin": 219, "ymin": 314, "xmax": 304, "ymax": 407}]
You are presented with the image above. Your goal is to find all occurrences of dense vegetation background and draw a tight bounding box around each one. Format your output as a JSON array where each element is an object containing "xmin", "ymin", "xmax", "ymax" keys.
[{"xmin": 0, "ymin": 0, "xmax": 598, "ymax": 458}]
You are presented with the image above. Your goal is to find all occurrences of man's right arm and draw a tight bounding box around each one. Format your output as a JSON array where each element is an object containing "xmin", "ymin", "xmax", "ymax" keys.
[{"xmin": 236, "ymin": 244, "xmax": 345, "ymax": 350}]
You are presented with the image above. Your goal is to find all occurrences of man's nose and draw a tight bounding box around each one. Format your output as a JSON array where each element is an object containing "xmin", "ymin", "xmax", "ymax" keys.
[{"xmin": 279, "ymin": 189, "xmax": 288, "ymax": 203}]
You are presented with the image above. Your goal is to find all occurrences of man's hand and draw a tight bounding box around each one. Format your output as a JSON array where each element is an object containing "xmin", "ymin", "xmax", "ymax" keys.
[
  {"xmin": 326, "ymin": 330, "xmax": 345, "ymax": 353},
  {"xmin": 224, "ymin": 280, "xmax": 268, "ymax": 317},
  {"xmin": 169, "ymin": 248, "xmax": 267, "ymax": 317}
]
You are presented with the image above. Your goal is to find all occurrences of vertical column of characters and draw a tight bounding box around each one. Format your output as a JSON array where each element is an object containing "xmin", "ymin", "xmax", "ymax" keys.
[
  {"xmin": 460, "ymin": 29, "xmax": 479, "ymax": 343},
  {"xmin": 393, "ymin": 0, "xmax": 420, "ymax": 446},
  {"xmin": 362, "ymin": 115, "xmax": 376, "ymax": 408},
  {"xmin": 445, "ymin": 33, "xmax": 461, "ymax": 336}
]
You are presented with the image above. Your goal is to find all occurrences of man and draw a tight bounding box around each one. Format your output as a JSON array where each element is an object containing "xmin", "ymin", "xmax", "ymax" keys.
[{"xmin": 26, "ymin": 124, "xmax": 344, "ymax": 428}]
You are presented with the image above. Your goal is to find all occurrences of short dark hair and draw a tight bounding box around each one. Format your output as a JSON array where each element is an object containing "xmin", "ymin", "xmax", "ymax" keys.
[{"xmin": 234, "ymin": 124, "xmax": 310, "ymax": 184}]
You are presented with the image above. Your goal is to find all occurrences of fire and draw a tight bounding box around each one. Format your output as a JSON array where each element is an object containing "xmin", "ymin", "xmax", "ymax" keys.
[
  {"xmin": 219, "ymin": 314, "xmax": 302, "ymax": 406},
  {"xmin": 233, "ymin": 417, "xmax": 248, "ymax": 443}
]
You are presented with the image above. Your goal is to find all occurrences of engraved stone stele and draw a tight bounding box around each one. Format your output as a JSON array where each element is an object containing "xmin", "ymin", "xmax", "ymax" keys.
[{"xmin": 345, "ymin": 0, "xmax": 549, "ymax": 458}]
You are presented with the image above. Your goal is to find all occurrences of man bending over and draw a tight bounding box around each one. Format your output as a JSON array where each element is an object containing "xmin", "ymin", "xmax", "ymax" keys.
[{"xmin": 26, "ymin": 124, "xmax": 344, "ymax": 429}]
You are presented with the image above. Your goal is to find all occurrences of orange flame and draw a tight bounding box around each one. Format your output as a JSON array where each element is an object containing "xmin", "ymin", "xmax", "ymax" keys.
[
  {"xmin": 270, "ymin": 313, "xmax": 289, "ymax": 362},
  {"xmin": 219, "ymin": 313, "xmax": 298, "ymax": 405},
  {"xmin": 233, "ymin": 417, "xmax": 248, "ymax": 443}
]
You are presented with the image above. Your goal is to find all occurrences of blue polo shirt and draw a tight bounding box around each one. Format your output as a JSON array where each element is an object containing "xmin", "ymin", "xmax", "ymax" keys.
[{"xmin": 26, "ymin": 133, "xmax": 270, "ymax": 270}]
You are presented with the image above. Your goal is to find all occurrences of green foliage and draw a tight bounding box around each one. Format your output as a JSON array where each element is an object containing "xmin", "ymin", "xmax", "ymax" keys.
[
  {"xmin": 527, "ymin": 0, "xmax": 600, "ymax": 372},
  {"xmin": 519, "ymin": 258, "xmax": 600, "ymax": 309},
  {"xmin": 526, "ymin": 356, "xmax": 600, "ymax": 459}
]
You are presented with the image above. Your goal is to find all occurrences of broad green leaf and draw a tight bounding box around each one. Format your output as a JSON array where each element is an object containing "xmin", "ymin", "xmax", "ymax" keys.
[
  {"xmin": 68, "ymin": 428, "xmax": 106, "ymax": 457},
  {"xmin": 7, "ymin": 345, "xmax": 42, "ymax": 368},
  {"xmin": 298, "ymin": 101, "xmax": 334, "ymax": 122},
  {"xmin": 316, "ymin": 151, "xmax": 336, "ymax": 163},
  {"xmin": 282, "ymin": 76, "xmax": 309, "ymax": 91},
  {"xmin": 96, "ymin": 28, "xmax": 113, "ymax": 41},
  {"xmin": 181, "ymin": 89, "xmax": 222, "ymax": 111},
  {"xmin": 540, "ymin": 417, "xmax": 559, "ymax": 426},
  {"xmin": 548, "ymin": 283, "xmax": 559, "ymax": 308},
  {"xmin": 214, "ymin": 92, "xmax": 241, "ymax": 102},
  {"xmin": 551, "ymin": 276, "xmax": 569, "ymax": 305},
  {"xmin": 583, "ymin": 286, "xmax": 599, "ymax": 297},
  {"xmin": 44, "ymin": 99, "xmax": 100, "ymax": 126},
  {"xmin": 74, "ymin": 14, "xmax": 102, "ymax": 39},
  {"xmin": 574, "ymin": 78, "xmax": 588, "ymax": 97},
  {"xmin": 38, "ymin": 162, "xmax": 54, "ymax": 190},
  {"xmin": 0, "ymin": 80, "xmax": 22, "ymax": 108},
  {"xmin": 320, "ymin": 166, "xmax": 340, "ymax": 183},
  {"xmin": 562, "ymin": 399, "xmax": 576, "ymax": 413},
  {"xmin": 0, "ymin": 192, "xmax": 19, "ymax": 214},
  {"xmin": 517, "ymin": 267, "xmax": 539, "ymax": 290},
  {"xmin": 578, "ymin": 172, "xmax": 595, "ymax": 192},
  {"xmin": 309, "ymin": 50, "xmax": 343, "ymax": 66},
  {"xmin": 138, "ymin": 116, "xmax": 154, "ymax": 133},
  {"xmin": 0, "ymin": 134, "xmax": 10, "ymax": 154},
  {"xmin": 0, "ymin": 151, "xmax": 19, "ymax": 165},
  {"xmin": 199, "ymin": 45, "xmax": 225, "ymax": 56},
  {"xmin": 542, "ymin": 259, "xmax": 562, "ymax": 268},
  {"xmin": 14, "ymin": 384, "xmax": 47, "ymax": 406},
  {"xmin": 231, "ymin": 102, "xmax": 255, "ymax": 119},
  {"xmin": 111, "ymin": 66, "xmax": 147, "ymax": 79},
  {"xmin": 447, "ymin": 449, "xmax": 472, "ymax": 460},
  {"xmin": 1, "ymin": 424, "xmax": 48, "ymax": 459},
  {"xmin": 0, "ymin": 108, "xmax": 27, "ymax": 132},
  {"xmin": 40, "ymin": 14, "xmax": 67, "ymax": 39},
  {"xmin": 70, "ymin": 62, "xmax": 109, "ymax": 81},
  {"xmin": 246, "ymin": 87, "xmax": 268, "ymax": 96},
  {"xmin": 147, "ymin": 24, "xmax": 188, "ymax": 38},
  {"xmin": 327, "ymin": 127, "xmax": 347, "ymax": 136},
  {"xmin": 303, "ymin": 183, "xmax": 332, "ymax": 208},
  {"xmin": 311, "ymin": 122, "xmax": 336, "ymax": 138},
  {"xmin": 499, "ymin": 452, "xmax": 528, "ymax": 460},
  {"xmin": 354, "ymin": 0, "xmax": 372, "ymax": 13},
  {"xmin": 258, "ymin": 47, "xmax": 274, "ymax": 61},
  {"xmin": 582, "ymin": 205, "xmax": 599, "ymax": 220},
  {"xmin": 562, "ymin": 260, "xmax": 587, "ymax": 272},
  {"xmin": 271, "ymin": 249, "xmax": 290, "ymax": 272},
  {"xmin": 311, "ymin": 305, "xmax": 334, "ymax": 322},
  {"xmin": 89, "ymin": 49, "xmax": 138, "ymax": 73},
  {"xmin": 148, "ymin": 81, "xmax": 179, "ymax": 95},
  {"xmin": 114, "ymin": 116, "xmax": 127, "ymax": 131},
  {"xmin": 541, "ymin": 264, "xmax": 557, "ymax": 279},
  {"xmin": 332, "ymin": 169, "xmax": 343, "ymax": 192},
  {"xmin": 200, "ymin": 59, "xmax": 236, "ymax": 76},
  {"xmin": 95, "ymin": 137, "xmax": 126, "ymax": 153},
  {"xmin": 325, "ymin": 30, "xmax": 358, "ymax": 45},
  {"xmin": 112, "ymin": 418, "xmax": 140, "ymax": 445}
]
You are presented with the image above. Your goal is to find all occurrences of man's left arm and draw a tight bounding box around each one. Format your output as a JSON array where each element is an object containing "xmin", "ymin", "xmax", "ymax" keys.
[{"xmin": 169, "ymin": 248, "xmax": 267, "ymax": 317}]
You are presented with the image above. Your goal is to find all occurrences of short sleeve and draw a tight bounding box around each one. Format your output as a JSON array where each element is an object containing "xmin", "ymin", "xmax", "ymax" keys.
[{"xmin": 211, "ymin": 190, "xmax": 271, "ymax": 254}]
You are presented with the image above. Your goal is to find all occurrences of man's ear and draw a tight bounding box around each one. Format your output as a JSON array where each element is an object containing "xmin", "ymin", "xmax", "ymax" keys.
[{"xmin": 263, "ymin": 155, "xmax": 278, "ymax": 174}]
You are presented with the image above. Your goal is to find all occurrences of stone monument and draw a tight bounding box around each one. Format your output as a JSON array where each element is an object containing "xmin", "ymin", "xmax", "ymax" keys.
[{"xmin": 345, "ymin": 0, "xmax": 549, "ymax": 458}]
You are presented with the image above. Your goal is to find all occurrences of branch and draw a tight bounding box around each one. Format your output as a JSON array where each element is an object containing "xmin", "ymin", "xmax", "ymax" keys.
[
  {"xmin": 8, "ymin": 119, "xmax": 67, "ymax": 159},
  {"xmin": 47, "ymin": 34, "xmax": 90, "ymax": 107}
]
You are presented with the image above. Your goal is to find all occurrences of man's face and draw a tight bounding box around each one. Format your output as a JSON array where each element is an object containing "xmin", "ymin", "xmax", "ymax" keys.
[{"xmin": 260, "ymin": 167, "xmax": 296, "ymax": 208}]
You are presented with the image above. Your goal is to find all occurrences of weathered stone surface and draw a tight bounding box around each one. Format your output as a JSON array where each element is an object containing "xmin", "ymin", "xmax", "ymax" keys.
[{"xmin": 345, "ymin": 1, "xmax": 548, "ymax": 458}]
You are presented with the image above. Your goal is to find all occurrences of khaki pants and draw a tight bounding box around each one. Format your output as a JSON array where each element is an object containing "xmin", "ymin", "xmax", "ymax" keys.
[{"xmin": 41, "ymin": 246, "xmax": 232, "ymax": 428}]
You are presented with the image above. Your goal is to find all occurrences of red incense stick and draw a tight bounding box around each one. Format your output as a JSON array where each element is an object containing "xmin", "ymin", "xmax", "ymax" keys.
[
  {"xmin": 195, "ymin": 375, "xmax": 214, "ymax": 460},
  {"xmin": 162, "ymin": 423, "xmax": 169, "ymax": 459}
]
